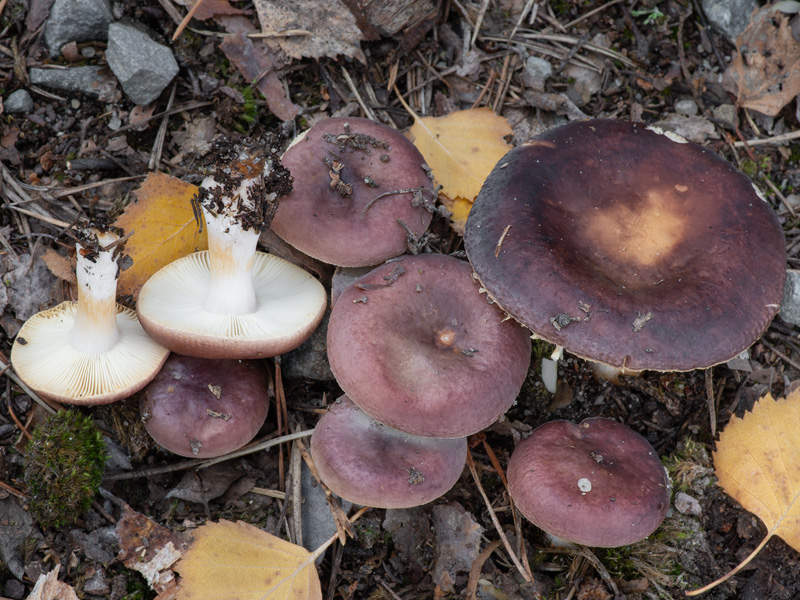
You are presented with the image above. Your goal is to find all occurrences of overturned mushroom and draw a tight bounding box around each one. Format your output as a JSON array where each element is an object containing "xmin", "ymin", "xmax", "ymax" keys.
[
  {"xmin": 137, "ymin": 135, "xmax": 327, "ymax": 359},
  {"xmin": 11, "ymin": 224, "xmax": 169, "ymax": 404}
]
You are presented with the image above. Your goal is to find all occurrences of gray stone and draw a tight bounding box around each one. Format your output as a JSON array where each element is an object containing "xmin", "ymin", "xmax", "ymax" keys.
[
  {"xmin": 44, "ymin": 0, "xmax": 113, "ymax": 56},
  {"xmin": 674, "ymin": 99, "xmax": 699, "ymax": 116},
  {"xmin": 674, "ymin": 491, "xmax": 703, "ymax": 516},
  {"xmin": 4, "ymin": 90, "xmax": 34, "ymax": 114},
  {"xmin": 301, "ymin": 460, "xmax": 351, "ymax": 564},
  {"xmin": 106, "ymin": 22, "xmax": 179, "ymax": 106},
  {"xmin": 83, "ymin": 568, "xmax": 111, "ymax": 596},
  {"xmin": 29, "ymin": 66, "xmax": 119, "ymax": 101},
  {"xmin": 713, "ymin": 103, "xmax": 737, "ymax": 128},
  {"xmin": 780, "ymin": 269, "xmax": 800, "ymax": 327},
  {"xmin": 282, "ymin": 311, "xmax": 333, "ymax": 381},
  {"xmin": 701, "ymin": 0, "xmax": 759, "ymax": 45},
  {"xmin": 522, "ymin": 56, "xmax": 552, "ymax": 92}
]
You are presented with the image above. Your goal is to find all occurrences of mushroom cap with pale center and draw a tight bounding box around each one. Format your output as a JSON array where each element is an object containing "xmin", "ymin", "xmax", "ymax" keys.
[
  {"xmin": 311, "ymin": 395, "xmax": 467, "ymax": 508},
  {"xmin": 11, "ymin": 302, "xmax": 169, "ymax": 405},
  {"xmin": 136, "ymin": 251, "xmax": 327, "ymax": 359},
  {"xmin": 272, "ymin": 117, "xmax": 435, "ymax": 267},
  {"xmin": 327, "ymin": 253, "xmax": 532, "ymax": 438},
  {"xmin": 507, "ymin": 417, "xmax": 670, "ymax": 547},
  {"xmin": 464, "ymin": 119, "xmax": 786, "ymax": 371}
]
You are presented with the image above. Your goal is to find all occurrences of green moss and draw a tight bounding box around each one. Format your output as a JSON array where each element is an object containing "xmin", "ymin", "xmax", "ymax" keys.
[{"xmin": 23, "ymin": 409, "xmax": 108, "ymax": 528}]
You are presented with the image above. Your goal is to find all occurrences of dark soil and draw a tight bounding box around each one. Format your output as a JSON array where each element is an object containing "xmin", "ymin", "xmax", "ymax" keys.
[{"xmin": 2, "ymin": 0, "xmax": 800, "ymax": 599}]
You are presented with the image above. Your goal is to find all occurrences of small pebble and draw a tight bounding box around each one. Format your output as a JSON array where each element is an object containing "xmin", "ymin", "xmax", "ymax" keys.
[{"xmin": 674, "ymin": 491, "xmax": 702, "ymax": 516}]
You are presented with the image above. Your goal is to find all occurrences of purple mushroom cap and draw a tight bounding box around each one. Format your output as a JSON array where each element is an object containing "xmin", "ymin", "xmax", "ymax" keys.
[
  {"xmin": 507, "ymin": 417, "xmax": 670, "ymax": 547},
  {"xmin": 273, "ymin": 117, "xmax": 435, "ymax": 267},
  {"xmin": 327, "ymin": 254, "xmax": 532, "ymax": 438},
  {"xmin": 141, "ymin": 354, "xmax": 270, "ymax": 458},
  {"xmin": 311, "ymin": 396, "xmax": 467, "ymax": 508}
]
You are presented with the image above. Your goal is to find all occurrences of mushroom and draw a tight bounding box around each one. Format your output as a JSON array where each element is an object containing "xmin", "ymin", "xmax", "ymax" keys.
[
  {"xmin": 271, "ymin": 117, "xmax": 436, "ymax": 267},
  {"xmin": 141, "ymin": 353, "xmax": 270, "ymax": 458},
  {"xmin": 464, "ymin": 119, "xmax": 786, "ymax": 373},
  {"xmin": 136, "ymin": 135, "xmax": 327, "ymax": 359},
  {"xmin": 327, "ymin": 253, "xmax": 532, "ymax": 438},
  {"xmin": 311, "ymin": 396, "xmax": 467, "ymax": 508},
  {"xmin": 11, "ymin": 224, "xmax": 169, "ymax": 404},
  {"xmin": 507, "ymin": 417, "xmax": 670, "ymax": 547}
]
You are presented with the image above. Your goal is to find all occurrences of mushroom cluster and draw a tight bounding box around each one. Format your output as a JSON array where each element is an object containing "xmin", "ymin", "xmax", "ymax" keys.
[{"xmin": 311, "ymin": 252, "xmax": 532, "ymax": 507}]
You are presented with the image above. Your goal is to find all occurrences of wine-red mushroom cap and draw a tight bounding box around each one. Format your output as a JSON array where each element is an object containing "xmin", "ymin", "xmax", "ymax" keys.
[
  {"xmin": 327, "ymin": 254, "xmax": 532, "ymax": 438},
  {"xmin": 141, "ymin": 353, "xmax": 270, "ymax": 458},
  {"xmin": 464, "ymin": 119, "xmax": 786, "ymax": 372},
  {"xmin": 507, "ymin": 417, "xmax": 670, "ymax": 548},
  {"xmin": 311, "ymin": 396, "xmax": 467, "ymax": 508},
  {"xmin": 272, "ymin": 117, "xmax": 435, "ymax": 267}
]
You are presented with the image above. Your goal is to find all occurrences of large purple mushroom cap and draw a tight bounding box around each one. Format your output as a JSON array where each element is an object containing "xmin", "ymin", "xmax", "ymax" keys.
[
  {"xmin": 464, "ymin": 119, "xmax": 786, "ymax": 372},
  {"xmin": 311, "ymin": 396, "xmax": 467, "ymax": 508},
  {"xmin": 141, "ymin": 354, "xmax": 270, "ymax": 458},
  {"xmin": 507, "ymin": 417, "xmax": 670, "ymax": 547},
  {"xmin": 327, "ymin": 254, "xmax": 532, "ymax": 438},
  {"xmin": 273, "ymin": 117, "xmax": 435, "ymax": 267}
]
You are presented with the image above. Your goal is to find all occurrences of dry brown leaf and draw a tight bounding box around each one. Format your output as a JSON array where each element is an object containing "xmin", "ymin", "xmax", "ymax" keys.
[
  {"xmin": 253, "ymin": 0, "xmax": 365, "ymax": 63},
  {"xmin": 723, "ymin": 5, "xmax": 800, "ymax": 117},
  {"xmin": 26, "ymin": 566, "xmax": 79, "ymax": 600},
  {"xmin": 407, "ymin": 108, "xmax": 512, "ymax": 233},
  {"xmin": 688, "ymin": 389, "xmax": 800, "ymax": 595},
  {"xmin": 117, "ymin": 503, "xmax": 192, "ymax": 600},
  {"xmin": 41, "ymin": 249, "xmax": 76, "ymax": 285},
  {"xmin": 114, "ymin": 173, "xmax": 207, "ymax": 299},
  {"xmin": 175, "ymin": 520, "xmax": 322, "ymax": 600}
]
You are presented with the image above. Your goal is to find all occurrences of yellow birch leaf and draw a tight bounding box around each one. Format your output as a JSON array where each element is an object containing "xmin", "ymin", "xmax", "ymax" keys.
[
  {"xmin": 407, "ymin": 108, "xmax": 512, "ymax": 232},
  {"xmin": 175, "ymin": 520, "xmax": 322, "ymax": 600},
  {"xmin": 688, "ymin": 389, "xmax": 800, "ymax": 595},
  {"xmin": 114, "ymin": 172, "xmax": 207, "ymax": 299}
]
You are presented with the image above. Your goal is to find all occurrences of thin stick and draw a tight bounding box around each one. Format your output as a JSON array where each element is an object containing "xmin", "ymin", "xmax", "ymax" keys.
[
  {"xmin": 341, "ymin": 67, "xmax": 377, "ymax": 121},
  {"xmin": 470, "ymin": 0, "xmax": 491, "ymax": 47},
  {"xmin": 686, "ymin": 534, "xmax": 772, "ymax": 596},
  {"xmin": 0, "ymin": 357, "xmax": 57, "ymax": 415},
  {"xmin": 466, "ymin": 540, "xmax": 502, "ymax": 600},
  {"xmin": 705, "ymin": 369, "xmax": 716, "ymax": 437},
  {"xmin": 761, "ymin": 338, "xmax": 800, "ymax": 373},
  {"xmin": 466, "ymin": 450, "xmax": 533, "ymax": 583},
  {"xmin": 564, "ymin": 0, "xmax": 623, "ymax": 28},
  {"xmin": 763, "ymin": 176, "xmax": 796, "ymax": 217},
  {"xmin": 733, "ymin": 129, "xmax": 800, "ymax": 147},
  {"xmin": 172, "ymin": 0, "xmax": 207, "ymax": 40}
]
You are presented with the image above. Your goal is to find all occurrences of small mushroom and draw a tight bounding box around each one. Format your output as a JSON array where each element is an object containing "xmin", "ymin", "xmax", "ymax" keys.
[
  {"xmin": 327, "ymin": 254, "xmax": 531, "ymax": 438},
  {"xmin": 272, "ymin": 117, "xmax": 436, "ymax": 267},
  {"xmin": 464, "ymin": 119, "xmax": 786, "ymax": 373},
  {"xmin": 507, "ymin": 417, "xmax": 670, "ymax": 547},
  {"xmin": 311, "ymin": 396, "xmax": 467, "ymax": 508},
  {"xmin": 141, "ymin": 353, "xmax": 270, "ymax": 458},
  {"xmin": 136, "ymin": 135, "xmax": 327, "ymax": 359},
  {"xmin": 11, "ymin": 224, "xmax": 169, "ymax": 404}
]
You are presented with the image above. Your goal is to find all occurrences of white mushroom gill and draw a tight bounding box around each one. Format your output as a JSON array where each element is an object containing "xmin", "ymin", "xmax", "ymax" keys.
[{"xmin": 11, "ymin": 228, "xmax": 169, "ymax": 404}]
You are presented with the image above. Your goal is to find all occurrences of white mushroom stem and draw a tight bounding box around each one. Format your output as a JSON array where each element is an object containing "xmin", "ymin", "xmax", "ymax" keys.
[
  {"xmin": 200, "ymin": 166, "xmax": 273, "ymax": 316},
  {"xmin": 70, "ymin": 230, "xmax": 121, "ymax": 354}
]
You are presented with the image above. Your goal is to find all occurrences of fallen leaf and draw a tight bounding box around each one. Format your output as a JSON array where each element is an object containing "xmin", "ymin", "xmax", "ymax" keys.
[
  {"xmin": 26, "ymin": 565, "xmax": 79, "ymax": 600},
  {"xmin": 114, "ymin": 173, "xmax": 207, "ymax": 299},
  {"xmin": 688, "ymin": 389, "xmax": 800, "ymax": 595},
  {"xmin": 253, "ymin": 0, "xmax": 365, "ymax": 63},
  {"xmin": 219, "ymin": 33, "xmax": 300, "ymax": 122},
  {"xmin": 41, "ymin": 249, "xmax": 77, "ymax": 285},
  {"xmin": 723, "ymin": 5, "xmax": 800, "ymax": 117},
  {"xmin": 173, "ymin": 0, "xmax": 248, "ymax": 20},
  {"xmin": 116, "ymin": 503, "xmax": 192, "ymax": 600},
  {"xmin": 175, "ymin": 519, "xmax": 322, "ymax": 600},
  {"xmin": 407, "ymin": 108, "xmax": 512, "ymax": 233}
]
